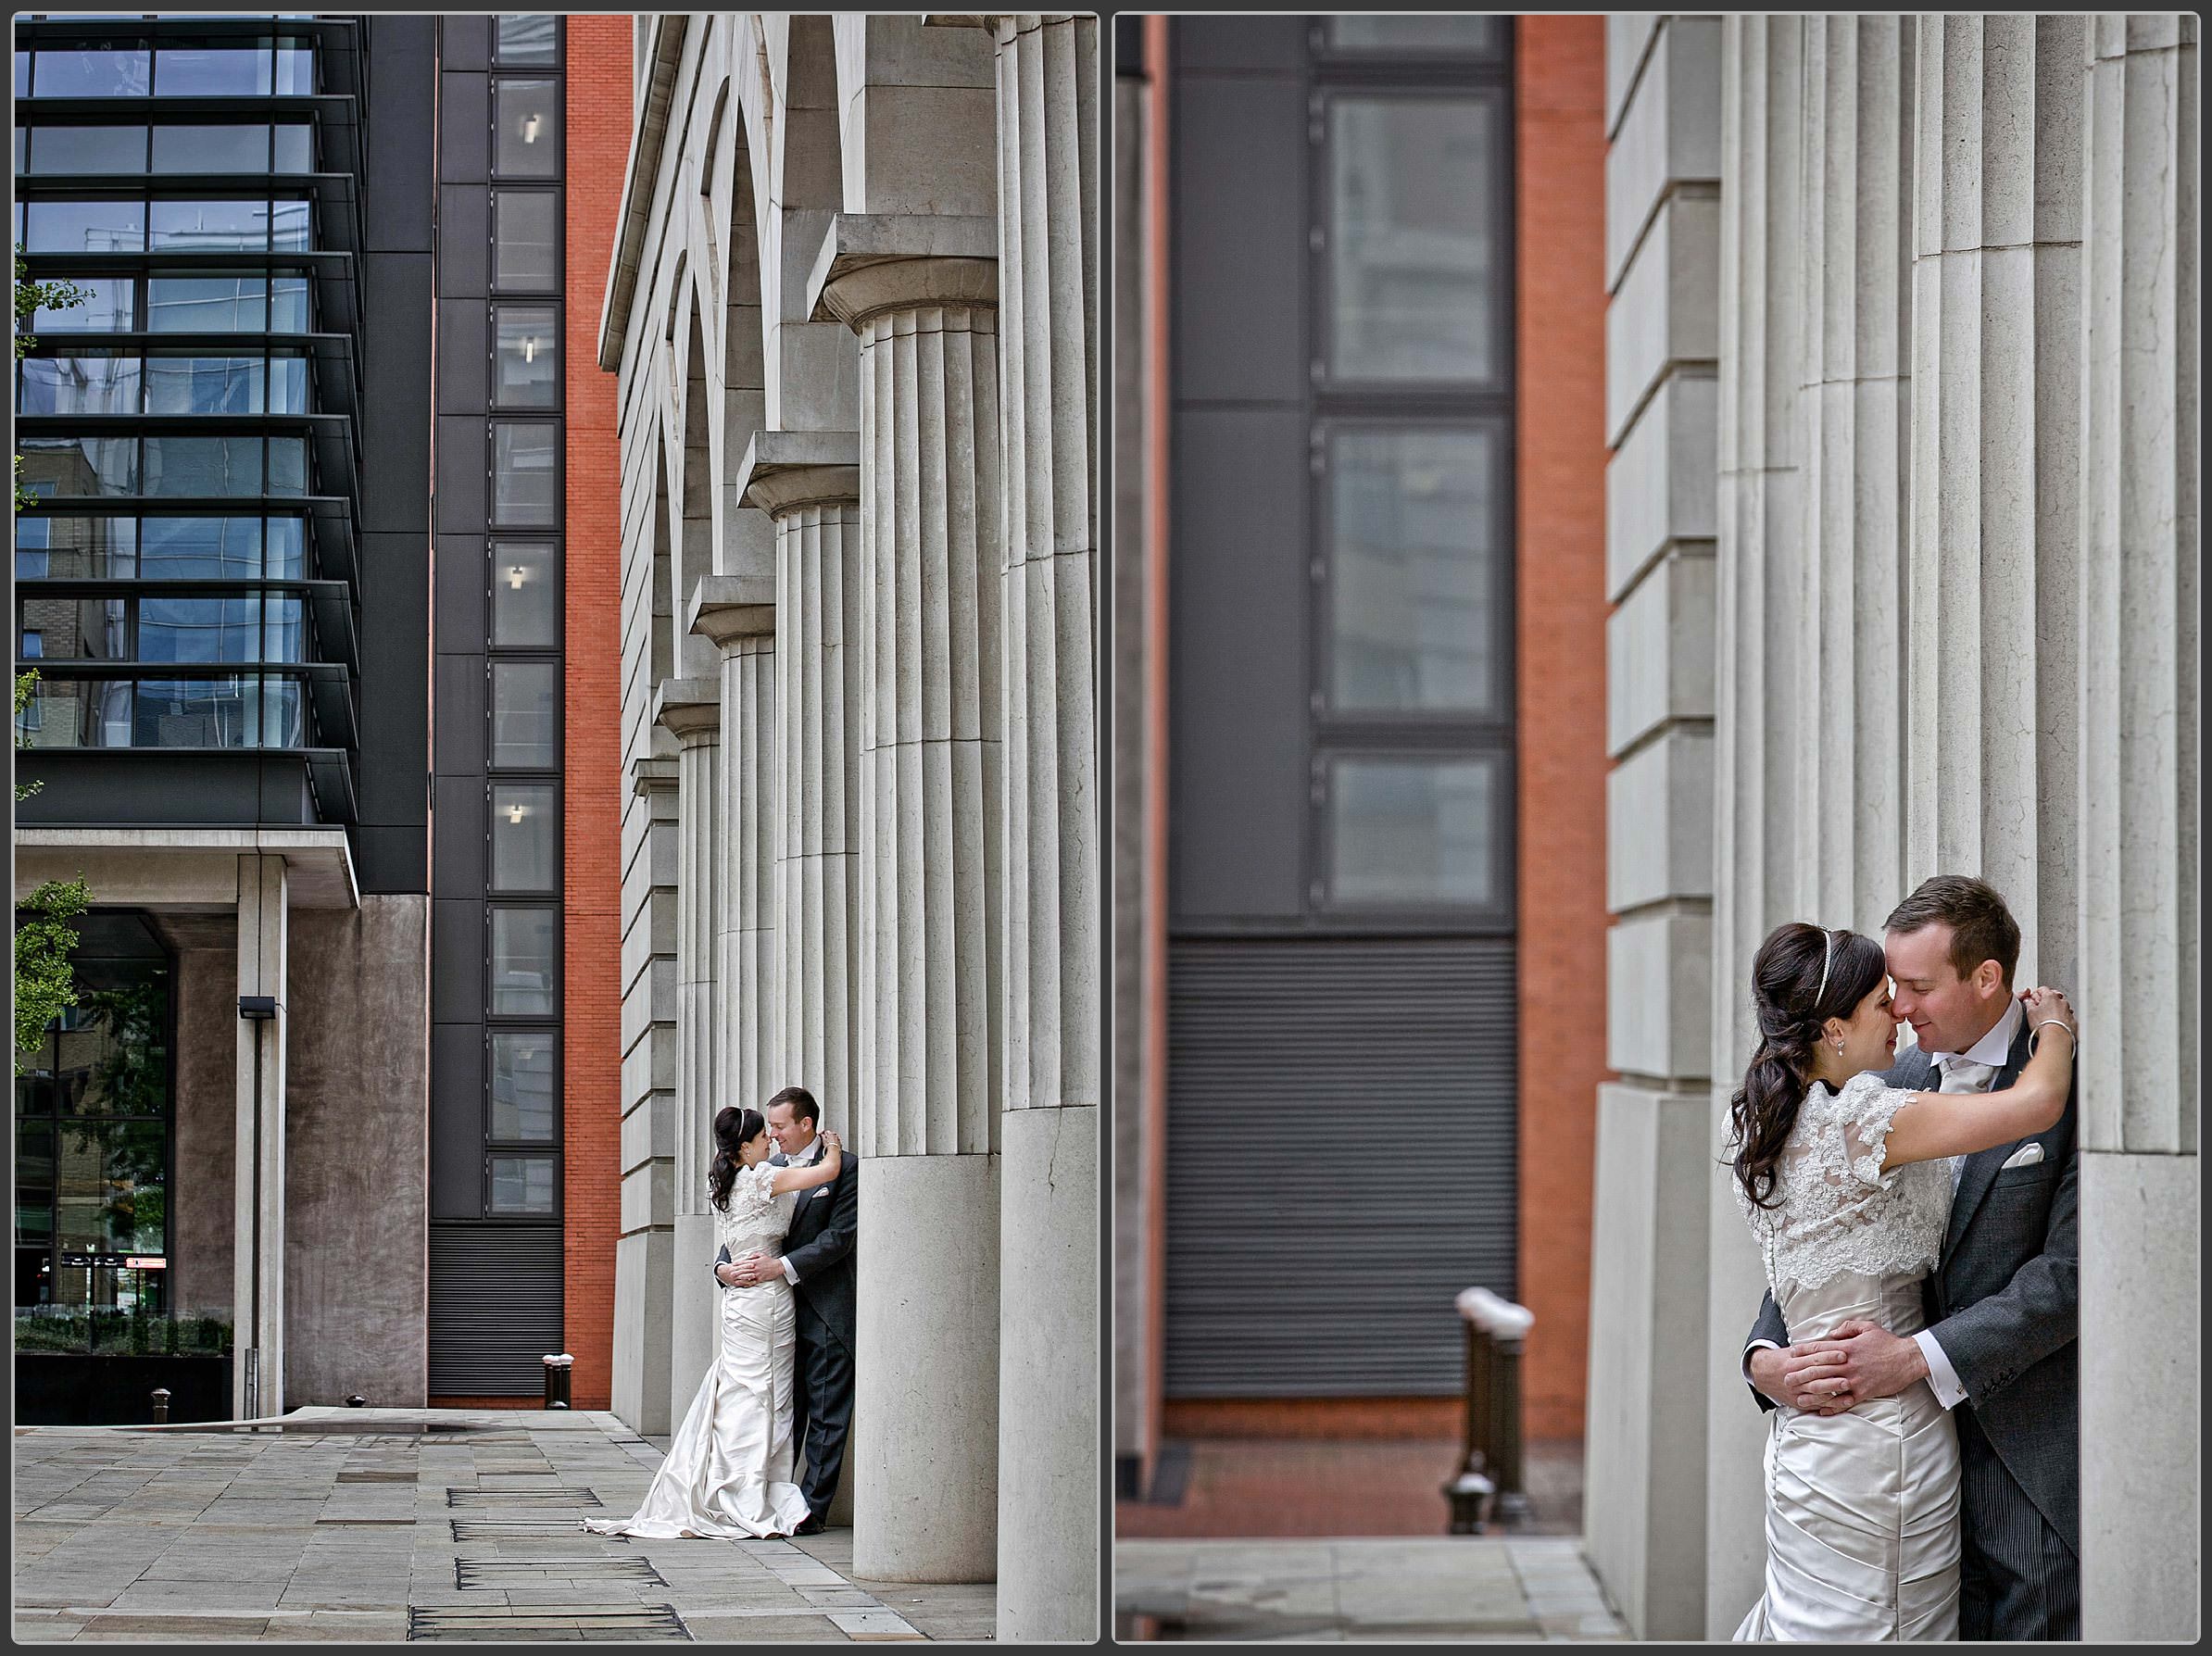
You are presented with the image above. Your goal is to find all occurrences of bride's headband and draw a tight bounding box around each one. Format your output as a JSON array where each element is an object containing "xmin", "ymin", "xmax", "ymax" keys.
[{"xmin": 1815, "ymin": 928, "xmax": 1835, "ymax": 1006}]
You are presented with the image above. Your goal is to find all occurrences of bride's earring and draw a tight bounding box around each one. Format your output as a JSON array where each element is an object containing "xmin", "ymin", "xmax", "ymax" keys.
[{"xmin": 1833, "ymin": 1037, "xmax": 1845, "ymax": 1057}]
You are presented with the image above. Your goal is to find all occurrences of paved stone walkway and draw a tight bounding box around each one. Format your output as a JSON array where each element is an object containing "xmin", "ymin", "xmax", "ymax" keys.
[
  {"xmin": 1116, "ymin": 1537, "xmax": 1627, "ymax": 1642},
  {"xmin": 13, "ymin": 1408, "xmax": 994, "ymax": 1642}
]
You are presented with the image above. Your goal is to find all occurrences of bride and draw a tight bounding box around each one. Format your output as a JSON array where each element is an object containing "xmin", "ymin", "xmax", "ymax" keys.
[
  {"xmin": 1727, "ymin": 922, "xmax": 2074, "ymax": 1641},
  {"xmin": 586, "ymin": 1104, "xmax": 843, "ymax": 1541}
]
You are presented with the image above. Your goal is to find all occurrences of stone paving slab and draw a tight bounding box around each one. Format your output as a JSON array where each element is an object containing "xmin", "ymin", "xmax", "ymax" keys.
[
  {"xmin": 1116, "ymin": 1537, "xmax": 1629, "ymax": 1642},
  {"xmin": 15, "ymin": 1409, "xmax": 987, "ymax": 1642}
]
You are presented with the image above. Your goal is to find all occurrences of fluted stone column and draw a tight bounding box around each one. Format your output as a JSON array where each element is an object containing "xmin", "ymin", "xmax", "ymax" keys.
[
  {"xmin": 1707, "ymin": 15, "xmax": 1804, "ymax": 1633},
  {"xmin": 812, "ymin": 211, "xmax": 1003, "ymax": 1584},
  {"xmin": 657, "ymin": 675, "xmax": 721, "ymax": 1431},
  {"xmin": 738, "ymin": 433, "xmax": 864, "ymax": 1131},
  {"xmin": 233, "ymin": 853, "xmax": 287, "ymax": 1419},
  {"xmin": 2076, "ymin": 15, "xmax": 2199, "ymax": 1640},
  {"xmin": 1905, "ymin": 15, "xmax": 2086, "ymax": 985},
  {"xmin": 990, "ymin": 13, "xmax": 1098, "ymax": 1640},
  {"xmin": 1795, "ymin": 17, "xmax": 1913, "ymax": 935}
]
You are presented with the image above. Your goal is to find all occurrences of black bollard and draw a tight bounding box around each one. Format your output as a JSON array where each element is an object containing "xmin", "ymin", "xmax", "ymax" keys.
[
  {"xmin": 151, "ymin": 1387, "xmax": 170, "ymax": 1426},
  {"xmin": 346, "ymin": 1394, "xmax": 367, "ymax": 1408},
  {"xmin": 543, "ymin": 1353, "xmax": 573, "ymax": 1410}
]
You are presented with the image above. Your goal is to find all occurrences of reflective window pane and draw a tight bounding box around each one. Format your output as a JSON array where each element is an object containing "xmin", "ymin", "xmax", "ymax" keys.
[
  {"xmin": 152, "ymin": 123, "xmax": 269, "ymax": 173},
  {"xmin": 54, "ymin": 1123, "xmax": 167, "ymax": 1253},
  {"xmin": 24, "ymin": 199, "xmax": 146, "ymax": 254},
  {"xmin": 487, "ymin": 1153, "xmax": 556, "ymax": 1214},
  {"xmin": 489, "ymin": 659, "xmax": 559, "ymax": 767},
  {"xmin": 267, "ymin": 356, "xmax": 308, "ymax": 413},
  {"xmin": 31, "ymin": 48, "xmax": 151, "ymax": 98},
  {"xmin": 1328, "ymin": 755, "xmax": 1502, "ymax": 908},
  {"xmin": 493, "ymin": 78, "xmax": 559, "ymax": 178},
  {"xmin": 490, "ymin": 540, "xmax": 559, "ymax": 647},
  {"xmin": 143, "ymin": 434, "xmax": 260, "ymax": 496},
  {"xmin": 154, "ymin": 45, "xmax": 272, "ymax": 97},
  {"xmin": 1328, "ymin": 426, "xmax": 1501, "ymax": 714},
  {"xmin": 264, "ymin": 515, "xmax": 305, "ymax": 577},
  {"xmin": 266, "ymin": 434, "xmax": 307, "ymax": 496},
  {"xmin": 491, "ymin": 421, "xmax": 559, "ymax": 526},
  {"xmin": 144, "ymin": 355, "xmax": 263, "ymax": 415},
  {"xmin": 27, "ymin": 124, "xmax": 148, "ymax": 173},
  {"xmin": 493, "ymin": 306, "xmax": 559, "ymax": 408},
  {"xmin": 149, "ymin": 199, "xmax": 269, "ymax": 251},
  {"xmin": 149, "ymin": 275, "xmax": 266, "ymax": 332},
  {"xmin": 258, "ymin": 677, "xmax": 302, "ymax": 745},
  {"xmin": 489, "ymin": 909, "xmax": 558, "ymax": 1016},
  {"xmin": 271, "ymin": 43, "xmax": 315, "ymax": 95},
  {"xmin": 16, "ymin": 678, "xmax": 132, "ymax": 750},
  {"xmin": 268, "ymin": 197, "xmax": 310, "ymax": 251},
  {"xmin": 271, "ymin": 122, "xmax": 313, "ymax": 173},
  {"xmin": 1327, "ymin": 16, "xmax": 1509, "ymax": 54},
  {"xmin": 270, "ymin": 275, "xmax": 308, "ymax": 332},
  {"xmin": 492, "ymin": 189, "xmax": 559, "ymax": 291},
  {"xmin": 57, "ymin": 965, "xmax": 170, "ymax": 1121},
  {"xmin": 30, "ymin": 276, "xmax": 136, "ymax": 333},
  {"xmin": 495, "ymin": 15, "xmax": 558, "ymax": 65},
  {"xmin": 490, "ymin": 782, "xmax": 558, "ymax": 892},
  {"xmin": 133, "ymin": 677, "xmax": 254, "ymax": 747},
  {"xmin": 141, "ymin": 516, "xmax": 259, "ymax": 579},
  {"xmin": 18, "ymin": 1122, "xmax": 56, "ymax": 1246},
  {"xmin": 140, "ymin": 596, "xmax": 262, "ymax": 663},
  {"xmin": 19, "ymin": 434, "xmax": 139, "ymax": 497},
  {"xmin": 19, "ymin": 356, "xmax": 142, "ymax": 417},
  {"xmin": 1328, "ymin": 95, "xmax": 1503, "ymax": 383},
  {"xmin": 265, "ymin": 596, "xmax": 302, "ymax": 663},
  {"xmin": 19, "ymin": 516, "xmax": 137, "ymax": 581},
  {"xmin": 489, "ymin": 1031, "xmax": 557, "ymax": 1142}
]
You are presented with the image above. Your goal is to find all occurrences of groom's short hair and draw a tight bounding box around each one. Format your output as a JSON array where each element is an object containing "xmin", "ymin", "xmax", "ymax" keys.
[
  {"xmin": 1885, "ymin": 875, "xmax": 2021, "ymax": 987},
  {"xmin": 765, "ymin": 1085, "xmax": 821, "ymax": 1128}
]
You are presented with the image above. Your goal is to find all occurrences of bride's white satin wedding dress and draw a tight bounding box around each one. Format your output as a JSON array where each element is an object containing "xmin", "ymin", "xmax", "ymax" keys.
[
  {"xmin": 1734, "ymin": 1071, "xmax": 1962, "ymax": 1641},
  {"xmin": 584, "ymin": 1160, "xmax": 811, "ymax": 1539}
]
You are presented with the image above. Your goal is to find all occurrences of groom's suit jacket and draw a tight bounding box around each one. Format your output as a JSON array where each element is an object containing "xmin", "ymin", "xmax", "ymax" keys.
[{"xmin": 1747, "ymin": 1019, "xmax": 2080, "ymax": 1556}]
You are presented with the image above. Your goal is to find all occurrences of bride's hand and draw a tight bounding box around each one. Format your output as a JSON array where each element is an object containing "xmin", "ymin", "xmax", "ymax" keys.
[
  {"xmin": 2020, "ymin": 985, "xmax": 2076, "ymax": 1041},
  {"xmin": 820, "ymin": 1130, "xmax": 842, "ymax": 1157}
]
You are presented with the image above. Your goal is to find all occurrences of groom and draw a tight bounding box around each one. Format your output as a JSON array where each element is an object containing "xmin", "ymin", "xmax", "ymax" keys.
[
  {"xmin": 1745, "ymin": 875, "xmax": 2079, "ymax": 1638},
  {"xmin": 715, "ymin": 1085, "xmax": 857, "ymax": 1536}
]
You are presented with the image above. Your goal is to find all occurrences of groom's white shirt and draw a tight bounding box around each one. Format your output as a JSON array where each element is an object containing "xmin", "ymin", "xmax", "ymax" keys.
[
  {"xmin": 1748, "ymin": 996, "xmax": 2027, "ymax": 1412},
  {"xmin": 773, "ymin": 1134, "xmax": 826, "ymax": 1286}
]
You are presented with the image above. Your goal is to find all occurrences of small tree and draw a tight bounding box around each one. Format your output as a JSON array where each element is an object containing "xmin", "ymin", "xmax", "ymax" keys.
[{"xmin": 15, "ymin": 250, "xmax": 94, "ymax": 1070}]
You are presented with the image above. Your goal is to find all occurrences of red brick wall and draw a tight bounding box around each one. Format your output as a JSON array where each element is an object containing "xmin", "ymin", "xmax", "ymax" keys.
[
  {"xmin": 561, "ymin": 15, "xmax": 630, "ymax": 1412},
  {"xmin": 1514, "ymin": 16, "xmax": 1611, "ymax": 1441}
]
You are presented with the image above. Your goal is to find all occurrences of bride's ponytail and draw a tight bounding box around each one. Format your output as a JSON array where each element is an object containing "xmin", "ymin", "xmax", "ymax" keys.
[
  {"xmin": 707, "ymin": 1105, "xmax": 766, "ymax": 1211},
  {"xmin": 1728, "ymin": 922, "xmax": 1888, "ymax": 1210}
]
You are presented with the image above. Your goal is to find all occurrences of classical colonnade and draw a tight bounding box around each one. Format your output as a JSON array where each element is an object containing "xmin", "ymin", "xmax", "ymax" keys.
[{"xmin": 597, "ymin": 15, "xmax": 1096, "ymax": 1637}]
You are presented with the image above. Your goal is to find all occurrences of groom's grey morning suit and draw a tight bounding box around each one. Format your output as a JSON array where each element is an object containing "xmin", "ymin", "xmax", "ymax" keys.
[
  {"xmin": 717, "ymin": 1137, "xmax": 857, "ymax": 1525},
  {"xmin": 1747, "ymin": 1001, "xmax": 2080, "ymax": 1639}
]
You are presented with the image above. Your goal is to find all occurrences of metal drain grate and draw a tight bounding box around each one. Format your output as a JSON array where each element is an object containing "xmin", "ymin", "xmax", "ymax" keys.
[
  {"xmin": 446, "ymin": 1487, "xmax": 602, "ymax": 1508},
  {"xmin": 456, "ymin": 1557, "xmax": 667, "ymax": 1589},
  {"xmin": 451, "ymin": 1518, "xmax": 601, "ymax": 1540},
  {"xmin": 337, "ymin": 1469, "xmax": 421, "ymax": 1483},
  {"xmin": 407, "ymin": 1604, "xmax": 690, "ymax": 1641}
]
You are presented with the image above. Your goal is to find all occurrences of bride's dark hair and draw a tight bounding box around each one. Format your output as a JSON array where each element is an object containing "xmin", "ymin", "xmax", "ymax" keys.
[
  {"xmin": 1728, "ymin": 922, "xmax": 1889, "ymax": 1211},
  {"xmin": 708, "ymin": 1106, "xmax": 767, "ymax": 1212}
]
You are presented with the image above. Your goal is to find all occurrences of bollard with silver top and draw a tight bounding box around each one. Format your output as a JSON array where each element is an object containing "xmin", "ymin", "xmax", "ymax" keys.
[
  {"xmin": 542, "ymin": 1352, "xmax": 573, "ymax": 1410},
  {"xmin": 346, "ymin": 1394, "xmax": 367, "ymax": 1408},
  {"xmin": 1445, "ymin": 1287, "xmax": 1535, "ymax": 1533},
  {"xmin": 150, "ymin": 1387, "xmax": 170, "ymax": 1425}
]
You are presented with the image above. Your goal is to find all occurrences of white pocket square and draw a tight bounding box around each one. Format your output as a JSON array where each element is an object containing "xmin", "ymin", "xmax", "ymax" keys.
[{"xmin": 1999, "ymin": 1142, "xmax": 2046, "ymax": 1171}]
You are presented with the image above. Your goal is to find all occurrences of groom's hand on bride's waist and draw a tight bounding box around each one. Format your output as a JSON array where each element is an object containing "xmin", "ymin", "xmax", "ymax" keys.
[{"xmin": 1774, "ymin": 1320, "xmax": 1930, "ymax": 1411}]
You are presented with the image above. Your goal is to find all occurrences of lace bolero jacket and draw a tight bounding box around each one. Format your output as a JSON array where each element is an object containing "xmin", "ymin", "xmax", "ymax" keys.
[
  {"xmin": 714, "ymin": 1161, "xmax": 797, "ymax": 1261},
  {"xmin": 1735, "ymin": 1070, "xmax": 1954, "ymax": 1301}
]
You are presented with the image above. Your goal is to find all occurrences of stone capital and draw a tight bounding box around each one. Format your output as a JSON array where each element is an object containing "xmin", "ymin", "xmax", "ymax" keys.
[
  {"xmin": 806, "ymin": 212, "xmax": 999, "ymax": 332},
  {"xmin": 631, "ymin": 756, "xmax": 680, "ymax": 797},
  {"xmin": 686, "ymin": 573, "xmax": 775, "ymax": 648},
  {"xmin": 651, "ymin": 676, "xmax": 721, "ymax": 744},
  {"xmin": 735, "ymin": 429, "xmax": 862, "ymax": 519}
]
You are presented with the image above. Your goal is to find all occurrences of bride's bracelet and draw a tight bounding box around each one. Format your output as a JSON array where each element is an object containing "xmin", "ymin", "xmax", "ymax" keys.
[{"xmin": 2030, "ymin": 1018, "xmax": 2076, "ymax": 1052}]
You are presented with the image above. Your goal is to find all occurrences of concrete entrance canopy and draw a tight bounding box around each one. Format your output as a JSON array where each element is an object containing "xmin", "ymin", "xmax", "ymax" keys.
[{"xmin": 12, "ymin": 826, "xmax": 361, "ymax": 913}]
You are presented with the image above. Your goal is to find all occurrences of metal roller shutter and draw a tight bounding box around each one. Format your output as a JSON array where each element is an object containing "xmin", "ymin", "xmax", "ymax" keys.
[
  {"xmin": 1164, "ymin": 935, "xmax": 1518, "ymax": 1397},
  {"xmin": 428, "ymin": 1223, "xmax": 563, "ymax": 1395}
]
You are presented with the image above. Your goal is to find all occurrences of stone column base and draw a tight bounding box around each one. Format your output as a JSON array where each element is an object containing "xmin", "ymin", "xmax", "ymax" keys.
[
  {"xmin": 612, "ymin": 1228, "xmax": 673, "ymax": 1436},
  {"xmin": 2081, "ymin": 1149, "xmax": 2199, "ymax": 1640},
  {"xmin": 668, "ymin": 1213, "xmax": 718, "ymax": 1426},
  {"xmin": 853, "ymin": 1151, "xmax": 999, "ymax": 1583},
  {"xmin": 997, "ymin": 1105, "xmax": 1099, "ymax": 1639}
]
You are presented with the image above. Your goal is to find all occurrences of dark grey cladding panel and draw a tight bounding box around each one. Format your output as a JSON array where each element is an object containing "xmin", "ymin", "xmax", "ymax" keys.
[
  {"xmin": 437, "ymin": 187, "xmax": 490, "ymax": 300},
  {"xmin": 435, "ymin": 533, "xmax": 488, "ymax": 641},
  {"xmin": 430, "ymin": 1024, "xmax": 487, "ymax": 1219},
  {"xmin": 1163, "ymin": 935, "xmax": 1520, "ymax": 1397},
  {"xmin": 358, "ymin": 253, "xmax": 434, "ymax": 535},
  {"xmin": 1170, "ymin": 73, "xmax": 1308, "ymax": 407},
  {"xmin": 438, "ymin": 13, "xmax": 492, "ymax": 73},
  {"xmin": 434, "ymin": 652, "xmax": 487, "ymax": 777},
  {"xmin": 440, "ymin": 72, "xmax": 490, "ymax": 185},
  {"xmin": 430, "ymin": 898, "xmax": 486, "ymax": 1024},
  {"xmin": 365, "ymin": 17, "xmax": 436, "ymax": 253},
  {"xmin": 433, "ymin": 774, "xmax": 487, "ymax": 894},
  {"xmin": 354, "ymin": 824, "xmax": 429, "ymax": 896},
  {"xmin": 1173, "ymin": 14, "xmax": 1309, "ymax": 74},
  {"xmin": 437, "ymin": 301, "xmax": 489, "ymax": 415},
  {"xmin": 435, "ymin": 415, "xmax": 489, "ymax": 535},
  {"xmin": 354, "ymin": 528, "xmax": 432, "ymax": 834},
  {"xmin": 16, "ymin": 756, "xmax": 311, "ymax": 826},
  {"xmin": 428, "ymin": 1223, "xmax": 562, "ymax": 1394},
  {"xmin": 1168, "ymin": 407, "xmax": 1309, "ymax": 925}
]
